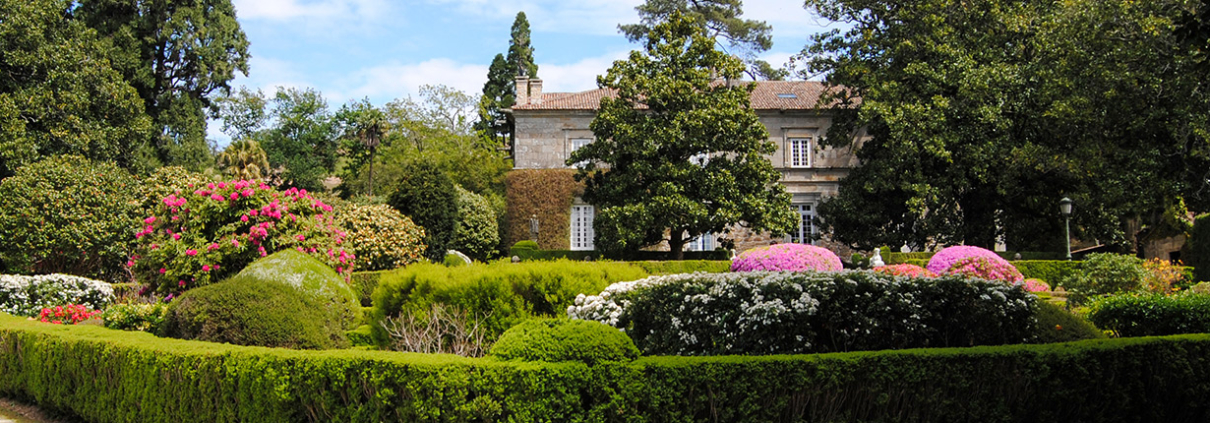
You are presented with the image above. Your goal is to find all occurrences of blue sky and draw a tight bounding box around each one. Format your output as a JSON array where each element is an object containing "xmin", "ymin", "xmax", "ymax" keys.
[{"xmin": 212, "ymin": 0, "xmax": 842, "ymax": 143}]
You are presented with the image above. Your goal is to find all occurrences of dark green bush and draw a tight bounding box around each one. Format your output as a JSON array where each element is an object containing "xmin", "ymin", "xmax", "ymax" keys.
[
  {"xmin": 161, "ymin": 250, "xmax": 358, "ymax": 349},
  {"xmin": 161, "ymin": 280, "xmax": 347, "ymax": 349},
  {"xmin": 388, "ymin": 161, "xmax": 458, "ymax": 262},
  {"xmin": 1014, "ymin": 260, "xmax": 1080, "ymax": 285},
  {"xmin": 570, "ymin": 271, "xmax": 1038, "ymax": 355},
  {"xmin": 3, "ymin": 313, "xmax": 1210, "ymax": 423},
  {"xmin": 491, "ymin": 318, "xmax": 639, "ymax": 365},
  {"xmin": 369, "ymin": 260, "xmax": 648, "ymax": 346},
  {"xmin": 1089, "ymin": 293, "xmax": 1210, "ymax": 337},
  {"xmin": 1032, "ymin": 301, "xmax": 1106, "ymax": 343},
  {"xmin": 351, "ymin": 271, "xmax": 386, "ymax": 306},
  {"xmin": 0, "ymin": 155, "xmax": 141, "ymax": 282},
  {"xmin": 1192, "ymin": 214, "xmax": 1210, "ymax": 282},
  {"xmin": 452, "ymin": 185, "xmax": 500, "ymax": 261}
]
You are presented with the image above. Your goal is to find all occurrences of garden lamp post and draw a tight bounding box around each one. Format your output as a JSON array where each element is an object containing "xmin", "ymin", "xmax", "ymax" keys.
[{"xmin": 1060, "ymin": 197, "xmax": 1073, "ymax": 261}]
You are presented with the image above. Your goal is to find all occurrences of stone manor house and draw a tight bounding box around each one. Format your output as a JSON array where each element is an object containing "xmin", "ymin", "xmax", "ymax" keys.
[{"xmin": 505, "ymin": 74, "xmax": 863, "ymax": 254}]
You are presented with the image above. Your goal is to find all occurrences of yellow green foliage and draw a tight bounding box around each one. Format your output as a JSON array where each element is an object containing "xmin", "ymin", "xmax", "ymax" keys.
[{"xmin": 333, "ymin": 203, "xmax": 425, "ymax": 271}]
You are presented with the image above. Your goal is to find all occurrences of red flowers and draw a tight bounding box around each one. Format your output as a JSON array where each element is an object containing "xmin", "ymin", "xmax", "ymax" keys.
[{"xmin": 39, "ymin": 304, "xmax": 101, "ymax": 325}]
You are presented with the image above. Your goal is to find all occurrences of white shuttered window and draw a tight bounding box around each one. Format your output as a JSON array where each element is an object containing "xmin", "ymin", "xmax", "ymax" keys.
[{"xmin": 570, "ymin": 205, "xmax": 595, "ymax": 250}]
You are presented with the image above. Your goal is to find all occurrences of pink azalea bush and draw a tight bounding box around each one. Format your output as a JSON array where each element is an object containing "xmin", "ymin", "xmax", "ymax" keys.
[
  {"xmin": 872, "ymin": 264, "xmax": 937, "ymax": 278},
  {"xmin": 943, "ymin": 256, "xmax": 1025, "ymax": 284},
  {"xmin": 1023, "ymin": 278, "xmax": 1051, "ymax": 292},
  {"xmin": 130, "ymin": 180, "xmax": 354, "ymax": 295},
  {"xmin": 730, "ymin": 243, "xmax": 843, "ymax": 272},
  {"xmin": 927, "ymin": 246, "xmax": 1007, "ymax": 274}
]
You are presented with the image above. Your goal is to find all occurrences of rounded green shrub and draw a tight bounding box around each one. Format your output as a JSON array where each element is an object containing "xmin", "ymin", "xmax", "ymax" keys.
[
  {"xmin": 512, "ymin": 240, "xmax": 539, "ymax": 251},
  {"xmin": 332, "ymin": 203, "xmax": 426, "ymax": 271},
  {"xmin": 1061, "ymin": 253, "xmax": 1149, "ymax": 305},
  {"xmin": 388, "ymin": 161, "xmax": 458, "ymax": 263},
  {"xmin": 490, "ymin": 318, "xmax": 639, "ymax": 364},
  {"xmin": 1031, "ymin": 301, "xmax": 1105, "ymax": 343},
  {"xmin": 161, "ymin": 250, "xmax": 358, "ymax": 349},
  {"xmin": 452, "ymin": 185, "xmax": 500, "ymax": 261},
  {"xmin": 1088, "ymin": 293, "xmax": 1210, "ymax": 337},
  {"xmin": 0, "ymin": 155, "xmax": 141, "ymax": 282}
]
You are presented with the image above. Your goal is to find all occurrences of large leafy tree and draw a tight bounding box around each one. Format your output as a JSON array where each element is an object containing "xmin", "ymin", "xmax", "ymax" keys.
[
  {"xmin": 74, "ymin": 0, "xmax": 250, "ymax": 172},
  {"xmin": 806, "ymin": 0, "xmax": 1210, "ymax": 251},
  {"xmin": 0, "ymin": 0, "xmax": 152, "ymax": 177},
  {"xmin": 262, "ymin": 87, "xmax": 339, "ymax": 191},
  {"xmin": 620, "ymin": 0, "xmax": 783, "ymax": 80},
  {"xmin": 571, "ymin": 12, "xmax": 796, "ymax": 259}
]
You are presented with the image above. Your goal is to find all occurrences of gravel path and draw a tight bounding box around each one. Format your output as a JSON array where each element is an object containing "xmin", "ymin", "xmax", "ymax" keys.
[{"xmin": 0, "ymin": 398, "xmax": 77, "ymax": 423}]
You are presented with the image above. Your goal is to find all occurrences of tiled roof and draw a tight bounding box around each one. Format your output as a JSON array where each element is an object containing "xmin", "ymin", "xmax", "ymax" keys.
[{"xmin": 512, "ymin": 80, "xmax": 847, "ymax": 111}]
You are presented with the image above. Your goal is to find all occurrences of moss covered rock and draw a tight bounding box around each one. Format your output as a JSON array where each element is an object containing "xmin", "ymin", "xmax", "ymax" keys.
[
  {"xmin": 162, "ymin": 250, "xmax": 359, "ymax": 349},
  {"xmin": 490, "ymin": 318, "xmax": 639, "ymax": 365}
]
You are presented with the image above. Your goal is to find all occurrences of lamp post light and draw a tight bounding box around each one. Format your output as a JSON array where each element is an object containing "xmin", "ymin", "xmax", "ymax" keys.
[{"xmin": 1059, "ymin": 197, "xmax": 1074, "ymax": 261}]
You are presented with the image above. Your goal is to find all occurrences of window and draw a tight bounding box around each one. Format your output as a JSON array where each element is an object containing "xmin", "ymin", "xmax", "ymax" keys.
[
  {"xmin": 789, "ymin": 203, "xmax": 815, "ymax": 244},
  {"xmin": 789, "ymin": 138, "xmax": 811, "ymax": 168},
  {"xmin": 777, "ymin": 93, "xmax": 798, "ymax": 99},
  {"xmin": 569, "ymin": 138, "xmax": 592, "ymax": 168},
  {"xmin": 570, "ymin": 205, "xmax": 595, "ymax": 250},
  {"xmin": 686, "ymin": 232, "xmax": 715, "ymax": 252}
]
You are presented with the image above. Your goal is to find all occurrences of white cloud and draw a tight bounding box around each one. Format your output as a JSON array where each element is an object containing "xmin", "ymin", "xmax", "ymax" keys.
[
  {"xmin": 536, "ymin": 50, "xmax": 631, "ymax": 93},
  {"xmin": 335, "ymin": 59, "xmax": 490, "ymax": 104},
  {"xmin": 233, "ymin": 0, "xmax": 388, "ymax": 21}
]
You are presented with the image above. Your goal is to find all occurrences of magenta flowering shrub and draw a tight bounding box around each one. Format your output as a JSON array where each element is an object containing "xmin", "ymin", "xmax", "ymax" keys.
[
  {"xmin": 926, "ymin": 246, "xmax": 1007, "ymax": 274},
  {"xmin": 130, "ymin": 180, "xmax": 354, "ymax": 295},
  {"xmin": 730, "ymin": 243, "xmax": 843, "ymax": 272},
  {"xmin": 1023, "ymin": 278, "xmax": 1051, "ymax": 292},
  {"xmin": 872, "ymin": 264, "xmax": 937, "ymax": 278},
  {"xmin": 944, "ymin": 256, "xmax": 1025, "ymax": 284}
]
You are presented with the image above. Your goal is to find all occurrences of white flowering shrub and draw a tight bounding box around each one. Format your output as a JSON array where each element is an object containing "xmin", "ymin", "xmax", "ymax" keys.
[
  {"xmin": 569, "ymin": 271, "xmax": 1036, "ymax": 355},
  {"xmin": 0, "ymin": 274, "xmax": 115, "ymax": 317}
]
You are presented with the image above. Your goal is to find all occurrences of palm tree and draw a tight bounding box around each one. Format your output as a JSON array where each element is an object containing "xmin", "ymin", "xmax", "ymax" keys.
[
  {"xmin": 353, "ymin": 109, "xmax": 389, "ymax": 195},
  {"xmin": 216, "ymin": 139, "xmax": 270, "ymax": 182}
]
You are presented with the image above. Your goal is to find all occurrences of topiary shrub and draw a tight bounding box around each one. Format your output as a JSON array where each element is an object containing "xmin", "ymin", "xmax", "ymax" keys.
[
  {"xmin": 388, "ymin": 161, "xmax": 458, "ymax": 263},
  {"xmin": 1088, "ymin": 293, "xmax": 1210, "ymax": 337},
  {"xmin": 161, "ymin": 250, "xmax": 358, "ymax": 349},
  {"xmin": 1191, "ymin": 214, "xmax": 1210, "ymax": 283},
  {"xmin": 872, "ymin": 264, "xmax": 937, "ymax": 278},
  {"xmin": 332, "ymin": 203, "xmax": 426, "ymax": 271},
  {"xmin": 490, "ymin": 318, "xmax": 639, "ymax": 364},
  {"xmin": 730, "ymin": 243, "xmax": 843, "ymax": 272},
  {"xmin": 926, "ymin": 245, "xmax": 1008, "ymax": 276},
  {"xmin": 1032, "ymin": 301, "xmax": 1106, "ymax": 343},
  {"xmin": 1061, "ymin": 253, "xmax": 1149, "ymax": 306},
  {"xmin": 131, "ymin": 179, "xmax": 355, "ymax": 296},
  {"xmin": 452, "ymin": 186, "xmax": 500, "ymax": 262},
  {"xmin": 511, "ymin": 240, "xmax": 539, "ymax": 251},
  {"xmin": 0, "ymin": 155, "xmax": 141, "ymax": 282},
  {"xmin": 944, "ymin": 256, "xmax": 1024, "ymax": 284},
  {"xmin": 0, "ymin": 274, "xmax": 114, "ymax": 317},
  {"xmin": 570, "ymin": 271, "xmax": 1037, "ymax": 355}
]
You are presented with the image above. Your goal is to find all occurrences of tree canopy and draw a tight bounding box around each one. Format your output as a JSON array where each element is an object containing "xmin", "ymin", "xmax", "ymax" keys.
[
  {"xmin": 0, "ymin": 0, "xmax": 152, "ymax": 177},
  {"xmin": 572, "ymin": 12, "xmax": 796, "ymax": 258},
  {"xmin": 620, "ymin": 0, "xmax": 783, "ymax": 80},
  {"xmin": 805, "ymin": 0, "xmax": 1210, "ymax": 252}
]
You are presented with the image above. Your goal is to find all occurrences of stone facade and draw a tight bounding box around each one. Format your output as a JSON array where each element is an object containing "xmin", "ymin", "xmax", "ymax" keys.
[{"xmin": 508, "ymin": 77, "xmax": 863, "ymax": 254}]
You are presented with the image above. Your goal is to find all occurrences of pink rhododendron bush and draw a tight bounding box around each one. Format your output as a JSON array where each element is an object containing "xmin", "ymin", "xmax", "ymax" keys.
[
  {"xmin": 131, "ymin": 180, "xmax": 354, "ymax": 295},
  {"xmin": 730, "ymin": 243, "xmax": 843, "ymax": 272},
  {"xmin": 872, "ymin": 264, "xmax": 937, "ymax": 278},
  {"xmin": 1023, "ymin": 278, "xmax": 1051, "ymax": 292},
  {"xmin": 927, "ymin": 246, "xmax": 1023, "ymax": 283}
]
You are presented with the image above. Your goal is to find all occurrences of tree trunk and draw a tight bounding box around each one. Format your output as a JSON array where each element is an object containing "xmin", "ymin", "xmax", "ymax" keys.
[
  {"xmin": 669, "ymin": 229, "xmax": 686, "ymax": 261},
  {"xmin": 960, "ymin": 192, "xmax": 998, "ymax": 249}
]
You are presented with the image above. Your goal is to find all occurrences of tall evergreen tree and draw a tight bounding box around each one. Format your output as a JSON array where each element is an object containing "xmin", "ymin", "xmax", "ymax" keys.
[
  {"xmin": 74, "ymin": 0, "xmax": 250, "ymax": 172},
  {"xmin": 477, "ymin": 11, "xmax": 540, "ymax": 150},
  {"xmin": 506, "ymin": 12, "xmax": 539, "ymax": 79},
  {"xmin": 620, "ymin": 0, "xmax": 784, "ymax": 80}
]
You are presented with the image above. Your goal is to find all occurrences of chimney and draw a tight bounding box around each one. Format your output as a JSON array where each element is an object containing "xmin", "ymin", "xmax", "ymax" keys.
[
  {"xmin": 530, "ymin": 79, "xmax": 543, "ymax": 105},
  {"xmin": 515, "ymin": 74, "xmax": 529, "ymax": 106}
]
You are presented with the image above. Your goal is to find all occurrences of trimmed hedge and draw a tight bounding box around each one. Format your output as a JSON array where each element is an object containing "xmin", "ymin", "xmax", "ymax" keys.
[
  {"xmin": 2, "ymin": 314, "xmax": 1210, "ymax": 422},
  {"xmin": 1013, "ymin": 260, "xmax": 1080, "ymax": 284},
  {"xmin": 369, "ymin": 260, "xmax": 648, "ymax": 345},
  {"xmin": 882, "ymin": 249, "xmax": 1067, "ymax": 265},
  {"xmin": 628, "ymin": 260, "xmax": 731, "ymax": 275},
  {"xmin": 490, "ymin": 318, "xmax": 639, "ymax": 365},
  {"xmin": 1089, "ymin": 293, "xmax": 1210, "ymax": 337},
  {"xmin": 509, "ymin": 248, "xmax": 730, "ymax": 262}
]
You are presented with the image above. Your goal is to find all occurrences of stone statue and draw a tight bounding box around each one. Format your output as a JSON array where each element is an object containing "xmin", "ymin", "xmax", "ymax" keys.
[{"xmin": 870, "ymin": 249, "xmax": 885, "ymax": 267}]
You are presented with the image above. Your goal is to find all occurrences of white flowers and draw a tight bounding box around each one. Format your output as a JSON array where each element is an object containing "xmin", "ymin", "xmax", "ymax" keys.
[{"xmin": 0, "ymin": 274, "xmax": 114, "ymax": 317}]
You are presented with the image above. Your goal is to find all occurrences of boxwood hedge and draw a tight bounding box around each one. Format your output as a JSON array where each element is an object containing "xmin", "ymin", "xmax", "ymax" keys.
[{"xmin": 1, "ymin": 314, "xmax": 1208, "ymax": 422}]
